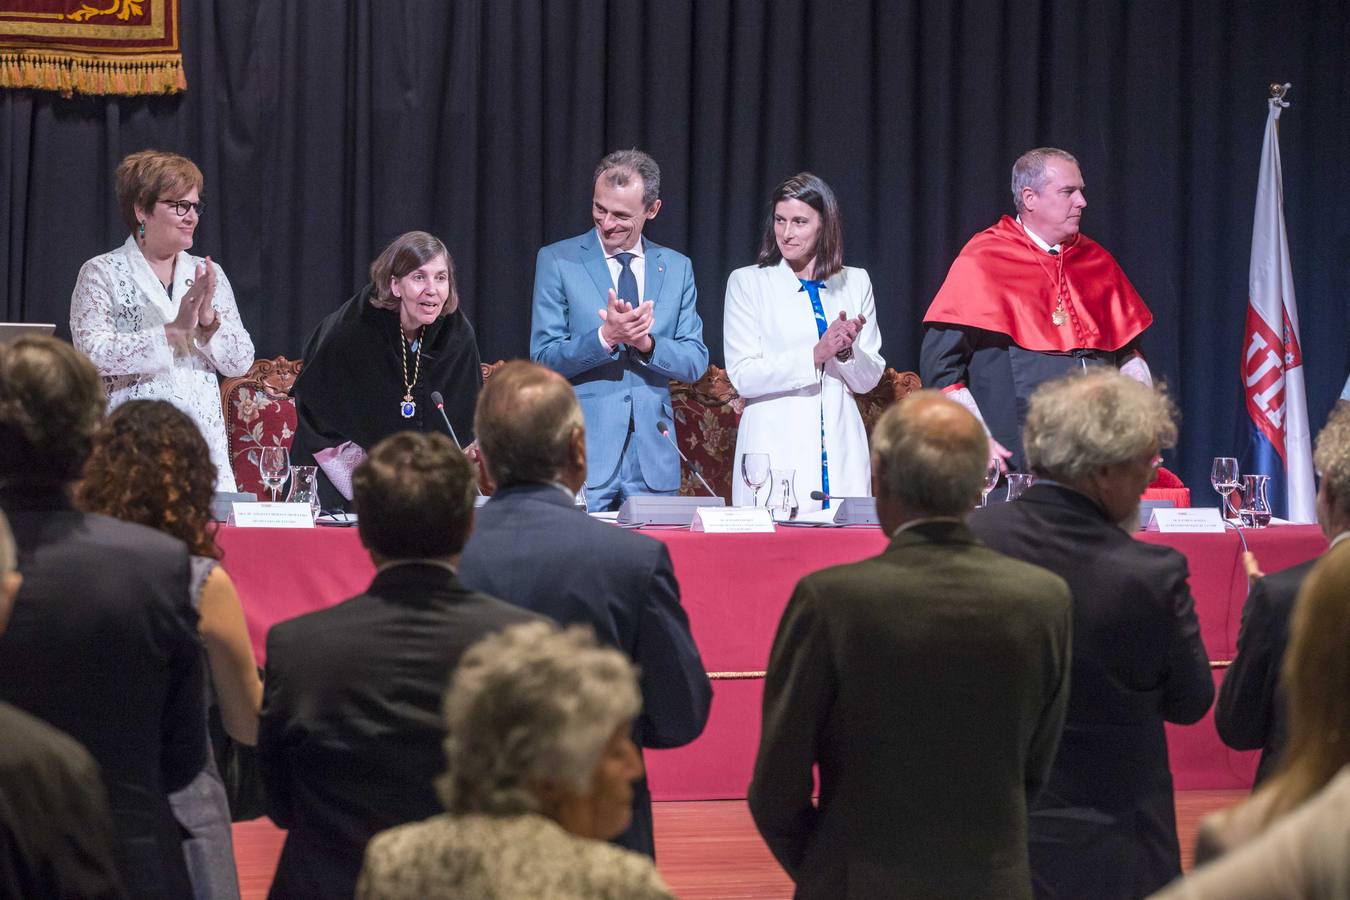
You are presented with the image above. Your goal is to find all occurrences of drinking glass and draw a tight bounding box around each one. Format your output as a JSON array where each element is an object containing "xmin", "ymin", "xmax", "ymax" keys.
[
  {"xmin": 286, "ymin": 465, "xmax": 321, "ymax": 521},
  {"xmin": 1005, "ymin": 473, "xmax": 1035, "ymax": 502},
  {"xmin": 765, "ymin": 468, "xmax": 799, "ymax": 522},
  {"xmin": 1238, "ymin": 473, "xmax": 1272, "ymax": 528},
  {"xmin": 981, "ymin": 457, "xmax": 1001, "ymax": 507},
  {"xmin": 259, "ymin": 446, "xmax": 289, "ymax": 502},
  {"xmin": 1210, "ymin": 457, "xmax": 1240, "ymax": 519},
  {"xmin": 741, "ymin": 452, "xmax": 771, "ymax": 507}
]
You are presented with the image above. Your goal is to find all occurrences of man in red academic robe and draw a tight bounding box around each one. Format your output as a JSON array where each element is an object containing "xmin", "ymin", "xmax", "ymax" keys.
[{"xmin": 920, "ymin": 147, "xmax": 1154, "ymax": 471}]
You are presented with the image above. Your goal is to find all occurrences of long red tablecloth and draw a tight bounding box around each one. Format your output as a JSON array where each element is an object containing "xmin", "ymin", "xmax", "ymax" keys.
[{"xmin": 218, "ymin": 522, "xmax": 1327, "ymax": 799}]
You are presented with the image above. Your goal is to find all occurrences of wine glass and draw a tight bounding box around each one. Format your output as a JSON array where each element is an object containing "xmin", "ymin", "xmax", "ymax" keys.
[
  {"xmin": 981, "ymin": 457, "xmax": 1000, "ymax": 507},
  {"xmin": 1210, "ymin": 457, "xmax": 1240, "ymax": 519},
  {"xmin": 741, "ymin": 452, "xmax": 771, "ymax": 507},
  {"xmin": 259, "ymin": 446, "xmax": 289, "ymax": 503}
]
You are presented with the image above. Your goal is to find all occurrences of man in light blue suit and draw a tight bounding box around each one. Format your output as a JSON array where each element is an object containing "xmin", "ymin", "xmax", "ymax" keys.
[{"xmin": 531, "ymin": 149, "xmax": 709, "ymax": 510}]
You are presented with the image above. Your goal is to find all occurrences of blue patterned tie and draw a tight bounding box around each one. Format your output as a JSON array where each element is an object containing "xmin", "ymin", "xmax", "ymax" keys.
[
  {"xmin": 799, "ymin": 279, "xmax": 831, "ymax": 509},
  {"xmin": 615, "ymin": 252, "xmax": 639, "ymax": 306}
]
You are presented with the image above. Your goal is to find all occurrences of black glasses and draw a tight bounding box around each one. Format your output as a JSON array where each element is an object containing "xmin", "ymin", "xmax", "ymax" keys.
[{"xmin": 159, "ymin": 199, "xmax": 205, "ymax": 217}]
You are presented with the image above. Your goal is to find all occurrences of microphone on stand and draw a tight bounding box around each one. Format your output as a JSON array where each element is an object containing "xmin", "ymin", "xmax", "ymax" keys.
[
  {"xmin": 428, "ymin": 392, "xmax": 464, "ymax": 448},
  {"xmin": 430, "ymin": 391, "xmax": 482, "ymax": 496},
  {"xmin": 656, "ymin": 421, "xmax": 719, "ymax": 498},
  {"xmin": 809, "ymin": 490, "xmax": 830, "ymax": 502}
]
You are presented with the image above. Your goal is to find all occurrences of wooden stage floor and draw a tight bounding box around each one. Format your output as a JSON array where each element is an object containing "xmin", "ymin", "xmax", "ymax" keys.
[{"xmin": 233, "ymin": 791, "xmax": 1244, "ymax": 898}]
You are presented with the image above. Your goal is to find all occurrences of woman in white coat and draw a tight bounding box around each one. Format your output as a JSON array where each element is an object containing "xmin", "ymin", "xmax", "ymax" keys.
[
  {"xmin": 723, "ymin": 173, "xmax": 884, "ymax": 513},
  {"xmin": 70, "ymin": 150, "xmax": 254, "ymax": 492}
]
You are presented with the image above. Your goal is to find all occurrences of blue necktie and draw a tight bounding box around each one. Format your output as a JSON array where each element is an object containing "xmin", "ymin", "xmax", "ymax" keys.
[
  {"xmin": 615, "ymin": 252, "xmax": 639, "ymax": 306},
  {"xmin": 799, "ymin": 279, "xmax": 831, "ymax": 508}
]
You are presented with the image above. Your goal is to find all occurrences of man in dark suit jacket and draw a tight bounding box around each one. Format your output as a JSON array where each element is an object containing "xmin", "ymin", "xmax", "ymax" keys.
[
  {"xmin": 969, "ymin": 370, "xmax": 1214, "ymax": 900},
  {"xmin": 1217, "ymin": 404, "xmax": 1350, "ymax": 783},
  {"xmin": 0, "ymin": 337, "xmax": 206, "ymax": 900},
  {"xmin": 748, "ymin": 391, "xmax": 1073, "ymax": 900},
  {"xmin": 459, "ymin": 361, "xmax": 712, "ymax": 857},
  {"xmin": 257, "ymin": 432, "xmax": 541, "ymax": 899},
  {"xmin": 0, "ymin": 509, "xmax": 127, "ymax": 900}
]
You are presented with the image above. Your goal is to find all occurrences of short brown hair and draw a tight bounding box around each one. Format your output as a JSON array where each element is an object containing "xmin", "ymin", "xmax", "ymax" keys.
[
  {"xmin": 77, "ymin": 400, "xmax": 220, "ymax": 559},
  {"xmin": 0, "ymin": 336, "xmax": 106, "ymax": 484},
  {"xmin": 353, "ymin": 431, "xmax": 475, "ymax": 559},
  {"xmin": 756, "ymin": 172, "xmax": 845, "ymax": 280},
  {"xmin": 594, "ymin": 149, "xmax": 661, "ymax": 208},
  {"xmin": 475, "ymin": 361, "xmax": 583, "ymax": 489},
  {"xmin": 115, "ymin": 150, "xmax": 204, "ymax": 232},
  {"xmin": 368, "ymin": 231, "xmax": 457, "ymax": 314}
]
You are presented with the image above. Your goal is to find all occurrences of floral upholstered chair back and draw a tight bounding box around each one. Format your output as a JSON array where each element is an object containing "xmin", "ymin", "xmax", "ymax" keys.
[
  {"xmin": 220, "ymin": 357, "xmax": 304, "ymax": 497},
  {"xmin": 668, "ymin": 366, "xmax": 922, "ymax": 501},
  {"xmin": 669, "ymin": 366, "xmax": 743, "ymax": 500}
]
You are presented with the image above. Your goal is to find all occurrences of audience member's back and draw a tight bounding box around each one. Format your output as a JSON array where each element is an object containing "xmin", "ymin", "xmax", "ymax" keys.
[
  {"xmin": 748, "ymin": 392, "xmax": 1072, "ymax": 900},
  {"xmin": 968, "ymin": 371, "xmax": 1212, "ymax": 899},
  {"xmin": 458, "ymin": 360, "xmax": 712, "ymax": 857},
  {"xmin": 257, "ymin": 431, "xmax": 540, "ymax": 899},
  {"xmin": 0, "ymin": 337, "xmax": 206, "ymax": 899}
]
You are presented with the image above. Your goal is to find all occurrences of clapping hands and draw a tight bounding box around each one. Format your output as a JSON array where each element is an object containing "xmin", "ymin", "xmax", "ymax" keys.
[
  {"xmin": 165, "ymin": 258, "xmax": 219, "ymax": 337},
  {"xmin": 813, "ymin": 310, "xmax": 866, "ymax": 365},
  {"xmin": 598, "ymin": 288, "xmax": 655, "ymax": 353}
]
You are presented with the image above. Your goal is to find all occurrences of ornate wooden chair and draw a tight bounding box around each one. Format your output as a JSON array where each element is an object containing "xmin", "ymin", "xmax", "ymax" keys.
[
  {"xmin": 668, "ymin": 365, "xmax": 922, "ymax": 500},
  {"xmin": 854, "ymin": 368, "xmax": 924, "ymax": 435},
  {"xmin": 219, "ymin": 357, "xmax": 303, "ymax": 496},
  {"xmin": 220, "ymin": 358, "xmax": 504, "ymax": 498},
  {"xmin": 669, "ymin": 365, "xmax": 743, "ymax": 500}
]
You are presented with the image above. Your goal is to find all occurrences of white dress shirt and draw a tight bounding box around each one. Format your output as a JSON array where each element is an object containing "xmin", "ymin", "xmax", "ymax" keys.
[{"xmin": 597, "ymin": 233, "xmax": 647, "ymax": 351}]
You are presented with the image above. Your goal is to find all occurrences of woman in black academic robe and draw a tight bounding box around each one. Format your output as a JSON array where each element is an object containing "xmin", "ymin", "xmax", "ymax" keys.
[{"xmin": 290, "ymin": 231, "xmax": 482, "ymax": 511}]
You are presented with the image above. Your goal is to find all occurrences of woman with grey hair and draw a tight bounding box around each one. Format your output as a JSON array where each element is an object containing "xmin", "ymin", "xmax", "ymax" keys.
[{"xmin": 355, "ymin": 622, "xmax": 674, "ymax": 899}]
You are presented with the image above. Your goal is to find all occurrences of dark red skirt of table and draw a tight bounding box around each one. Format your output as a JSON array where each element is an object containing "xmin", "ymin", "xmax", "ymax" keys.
[{"xmin": 218, "ymin": 523, "xmax": 1327, "ymax": 799}]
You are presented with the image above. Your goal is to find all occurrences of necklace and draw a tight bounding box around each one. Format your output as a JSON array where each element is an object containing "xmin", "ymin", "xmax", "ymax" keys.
[
  {"xmin": 398, "ymin": 325, "xmax": 425, "ymax": 418},
  {"xmin": 1023, "ymin": 234, "xmax": 1071, "ymax": 326},
  {"xmin": 1050, "ymin": 251, "xmax": 1068, "ymax": 326}
]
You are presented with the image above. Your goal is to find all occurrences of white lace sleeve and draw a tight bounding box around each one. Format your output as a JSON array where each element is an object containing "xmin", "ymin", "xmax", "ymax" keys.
[
  {"xmin": 196, "ymin": 263, "xmax": 255, "ymax": 377},
  {"xmin": 69, "ymin": 257, "xmax": 174, "ymax": 377}
]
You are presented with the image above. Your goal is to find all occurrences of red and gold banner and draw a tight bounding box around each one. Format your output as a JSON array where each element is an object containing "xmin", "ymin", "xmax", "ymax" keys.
[{"xmin": 0, "ymin": 0, "xmax": 183, "ymax": 97}]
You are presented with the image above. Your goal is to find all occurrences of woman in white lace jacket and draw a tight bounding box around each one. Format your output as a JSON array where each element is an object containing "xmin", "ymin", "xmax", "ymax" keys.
[{"xmin": 70, "ymin": 150, "xmax": 254, "ymax": 492}]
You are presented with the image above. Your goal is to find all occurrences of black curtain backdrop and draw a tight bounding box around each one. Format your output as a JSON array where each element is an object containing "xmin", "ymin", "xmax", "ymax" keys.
[{"xmin": 2, "ymin": 0, "xmax": 1347, "ymax": 492}]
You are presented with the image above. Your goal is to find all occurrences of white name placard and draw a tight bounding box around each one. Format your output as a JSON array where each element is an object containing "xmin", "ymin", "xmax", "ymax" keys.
[
  {"xmin": 1146, "ymin": 508, "xmax": 1226, "ymax": 533},
  {"xmin": 232, "ymin": 502, "xmax": 315, "ymax": 529},
  {"xmin": 690, "ymin": 506, "xmax": 775, "ymax": 533}
]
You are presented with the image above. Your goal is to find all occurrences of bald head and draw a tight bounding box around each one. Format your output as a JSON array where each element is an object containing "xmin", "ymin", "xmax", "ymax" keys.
[
  {"xmin": 475, "ymin": 361, "xmax": 586, "ymax": 490},
  {"xmin": 871, "ymin": 391, "xmax": 988, "ymax": 520}
]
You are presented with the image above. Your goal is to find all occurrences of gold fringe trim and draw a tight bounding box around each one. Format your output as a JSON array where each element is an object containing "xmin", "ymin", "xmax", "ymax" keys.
[{"xmin": 0, "ymin": 51, "xmax": 185, "ymax": 97}]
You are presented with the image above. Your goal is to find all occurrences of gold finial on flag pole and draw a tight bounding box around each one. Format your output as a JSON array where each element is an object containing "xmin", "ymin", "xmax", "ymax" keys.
[{"xmin": 1269, "ymin": 83, "xmax": 1291, "ymax": 107}]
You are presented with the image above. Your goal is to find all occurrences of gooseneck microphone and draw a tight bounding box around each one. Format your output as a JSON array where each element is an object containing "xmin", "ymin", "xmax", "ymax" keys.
[
  {"xmin": 428, "ymin": 392, "xmax": 464, "ymax": 448},
  {"xmin": 656, "ymin": 421, "xmax": 719, "ymax": 498},
  {"xmin": 809, "ymin": 490, "xmax": 830, "ymax": 502},
  {"xmin": 430, "ymin": 391, "xmax": 482, "ymax": 495}
]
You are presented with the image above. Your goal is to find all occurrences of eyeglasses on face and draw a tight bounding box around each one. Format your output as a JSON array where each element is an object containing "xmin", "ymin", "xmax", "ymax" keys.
[{"xmin": 159, "ymin": 199, "xmax": 205, "ymax": 217}]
